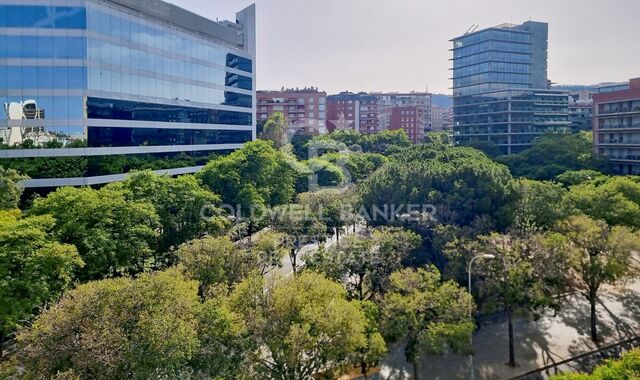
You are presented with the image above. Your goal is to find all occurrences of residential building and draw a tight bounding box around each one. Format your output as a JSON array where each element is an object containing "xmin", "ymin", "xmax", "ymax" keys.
[
  {"xmin": 386, "ymin": 105, "xmax": 424, "ymax": 143},
  {"xmin": 451, "ymin": 21, "xmax": 570, "ymax": 154},
  {"xmin": 0, "ymin": 0, "xmax": 255, "ymax": 187},
  {"xmin": 430, "ymin": 104, "xmax": 453, "ymax": 132},
  {"xmin": 376, "ymin": 92, "xmax": 432, "ymax": 138},
  {"xmin": 326, "ymin": 92, "xmax": 380, "ymax": 134},
  {"xmin": 593, "ymin": 77, "xmax": 640, "ymax": 174},
  {"xmin": 257, "ymin": 87, "xmax": 327, "ymax": 135}
]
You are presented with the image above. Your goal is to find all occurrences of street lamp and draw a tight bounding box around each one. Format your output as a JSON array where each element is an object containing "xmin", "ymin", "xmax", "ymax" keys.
[{"xmin": 467, "ymin": 253, "xmax": 495, "ymax": 380}]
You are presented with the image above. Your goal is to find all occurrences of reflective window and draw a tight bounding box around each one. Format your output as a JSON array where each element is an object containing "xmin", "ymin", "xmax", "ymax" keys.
[
  {"xmin": 0, "ymin": 36, "xmax": 86, "ymax": 59},
  {"xmin": 0, "ymin": 96, "xmax": 83, "ymax": 122},
  {"xmin": 226, "ymin": 54, "xmax": 253, "ymax": 73},
  {"xmin": 225, "ymin": 73, "xmax": 252, "ymax": 90},
  {"xmin": 86, "ymin": 97, "xmax": 252, "ymax": 126},
  {"xmin": 87, "ymin": 69, "xmax": 251, "ymax": 107},
  {"xmin": 0, "ymin": 5, "xmax": 86, "ymax": 29},
  {"xmin": 87, "ymin": 127, "xmax": 252, "ymax": 147},
  {"xmin": 2, "ymin": 67, "xmax": 86, "ymax": 89}
]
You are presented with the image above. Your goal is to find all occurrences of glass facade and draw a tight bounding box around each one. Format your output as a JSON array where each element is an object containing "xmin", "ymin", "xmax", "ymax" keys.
[
  {"xmin": 0, "ymin": 0, "xmax": 256, "ymax": 183},
  {"xmin": 451, "ymin": 22, "xmax": 569, "ymax": 154}
]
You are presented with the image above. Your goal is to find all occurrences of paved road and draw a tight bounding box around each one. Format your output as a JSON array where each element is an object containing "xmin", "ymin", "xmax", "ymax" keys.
[{"xmin": 371, "ymin": 279, "xmax": 640, "ymax": 380}]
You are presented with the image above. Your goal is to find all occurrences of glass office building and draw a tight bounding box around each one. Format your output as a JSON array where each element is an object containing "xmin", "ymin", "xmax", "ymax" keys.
[
  {"xmin": 451, "ymin": 21, "xmax": 569, "ymax": 155},
  {"xmin": 0, "ymin": 0, "xmax": 255, "ymax": 187}
]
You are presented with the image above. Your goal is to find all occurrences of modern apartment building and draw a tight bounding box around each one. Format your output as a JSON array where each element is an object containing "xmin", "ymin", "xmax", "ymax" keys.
[
  {"xmin": 451, "ymin": 21, "xmax": 570, "ymax": 154},
  {"xmin": 257, "ymin": 87, "xmax": 327, "ymax": 135},
  {"xmin": 593, "ymin": 77, "xmax": 640, "ymax": 174},
  {"xmin": 326, "ymin": 92, "xmax": 380, "ymax": 134},
  {"xmin": 0, "ymin": 0, "xmax": 256, "ymax": 187},
  {"xmin": 430, "ymin": 104, "xmax": 453, "ymax": 132}
]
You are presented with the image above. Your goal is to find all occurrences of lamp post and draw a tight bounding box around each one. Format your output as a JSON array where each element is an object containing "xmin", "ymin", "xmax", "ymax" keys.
[{"xmin": 467, "ymin": 254, "xmax": 495, "ymax": 380}]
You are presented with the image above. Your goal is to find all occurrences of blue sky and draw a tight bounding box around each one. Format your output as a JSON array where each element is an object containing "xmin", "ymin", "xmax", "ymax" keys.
[{"xmin": 169, "ymin": 0, "xmax": 640, "ymax": 94}]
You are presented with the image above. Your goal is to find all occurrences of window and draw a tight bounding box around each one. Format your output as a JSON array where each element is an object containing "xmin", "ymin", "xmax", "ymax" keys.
[
  {"xmin": 87, "ymin": 97, "xmax": 253, "ymax": 126},
  {"xmin": 88, "ymin": 127, "xmax": 252, "ymax": 147}
]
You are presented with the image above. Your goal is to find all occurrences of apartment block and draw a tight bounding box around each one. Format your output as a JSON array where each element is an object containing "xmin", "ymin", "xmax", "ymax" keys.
[
  {"xmin": 593, "ymin": 78, "xmax": 640, "ymax": 174},
  {"xmin": 257, "ymin": 88, "xmax": 327, "ymax": 135}
]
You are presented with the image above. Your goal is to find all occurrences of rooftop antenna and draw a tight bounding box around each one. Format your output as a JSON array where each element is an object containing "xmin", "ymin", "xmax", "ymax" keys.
[
  {"xmin": 464, "ymin": 24, "xmax": 476, "ymax": 35},
  {"xmin": 470, "ymin": 25, "xmax": 479, "ymax": 33}
]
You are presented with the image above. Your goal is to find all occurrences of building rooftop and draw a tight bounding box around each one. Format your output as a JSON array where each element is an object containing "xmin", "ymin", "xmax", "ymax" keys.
[{"xmin": 107, "ymin": 0, "xmax": 249, "ymax": 48}]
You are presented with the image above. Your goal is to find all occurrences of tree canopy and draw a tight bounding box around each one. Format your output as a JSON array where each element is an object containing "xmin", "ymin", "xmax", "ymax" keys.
[
  {"xmin": 197, "ymin": 140, "xmax": 300, "ymax": 217},
  {"xmin": 29, "ymin": 187, "xmax": 160, "ymax": 280},
  {"xmin": 499, "ymin": 132, "xmax": 608, "ymax": 180},
  {"xmin": 0, "ymin": 210, "xmax": 82, "ymax": 354},
  {"xmin": 225, "ymin": 272, "xmax": 374, "ymax": 379},
  {"xmin": 17, "ymin": 269, "xmax": 203, "ymax": 380},
  {"xmin": 358, "ymin": 144, "xmax": 516, "ymax": 229},
  {"xmin": 106, "ymin": 171, "xmax": 225, "ymax": 256},
  {"xmin": 381, "ymin": 266, "xmax": 474, "ymax": 379},
  {"xmin": 567, "ymin": 176, "xmax": 640, "ymax": 229},
  {"xmin": 0, "ymin": 167, "xmax": 27, "ymax": 210}
]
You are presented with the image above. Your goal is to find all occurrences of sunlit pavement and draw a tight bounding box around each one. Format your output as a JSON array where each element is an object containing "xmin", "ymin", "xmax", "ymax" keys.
[{"xmin": 371, "ymin": 279, "xmax": 640, "ymax": 380}]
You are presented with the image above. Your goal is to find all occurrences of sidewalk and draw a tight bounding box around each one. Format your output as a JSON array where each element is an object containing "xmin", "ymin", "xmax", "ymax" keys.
[{"xmin": 371, "ymin": 279, "xmax": 640, "ymax": 380}]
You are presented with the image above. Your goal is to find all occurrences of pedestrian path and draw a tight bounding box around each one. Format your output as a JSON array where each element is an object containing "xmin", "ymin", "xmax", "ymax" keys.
[{"xmin": 372, "ymin": 279, "xmax": 640, "ymax": 380}]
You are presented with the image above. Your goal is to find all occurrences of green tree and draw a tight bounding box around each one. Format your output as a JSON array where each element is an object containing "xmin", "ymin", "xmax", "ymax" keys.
[
  {"xmin": 107, "ymin": 170, "xmax": 225, "ymax": 257},
  {"xmin": 380, "ymin": 266, "xmax": 475, "ymax": 379},
  {"xmin": 249, "ymin": 230, "xmax": 288, "ymax": 275},
  {"xmin": 361, "ymin": 129, "xmax": 412, "ymax": 154},
  {"xmin": 227, "ymin": 272, "xmax": 371, "ymax": 379},
  {"xmin": 555, "ymin": 169, "xmax": 607, "ymax": 187},
  {"xmin": 197, "ymin": 140, "xmax": 300, "ymax": 227},
  {"xmin": 305, "ymin": 227, "xmax": 421, "ymax": 300},
  {"xmin": 555, "ymin": 215, "xmax": 640, "ymax": 341},
  {"xmin": 301, "ymin": 158, "xmax": 347, "ymax": 191},
  {"xmin": 260, "ymin": 112, "xmax": 289, "ymax": 150},
  {"xmin": 499, "ymin": 132, "xmax": 608, "ymax": 180},
  {"xmin": 270, "ymin": 204, "xmax": 328, "ymax": 274},
  {"xmin": 0, "ymin": 167, "xmax": 27, "ymax": 210},
  {"xmin": 176, "ymin": 235, "xmax": 258, "ymax": 296},
  {"xmin": 297, "ymin": 189, "xmax": 353, "ymax": 241},
  {"xmin": 29, "ymin": 187, "xmax": 160, "ymax": 280},
  {"xmin": 550, "ymin": 347, "xmax": 640, "ymax": 379},
  {"xmin": 358, "ymin": 144, "xmax": 516, "ymax": 229},
  {"xmin": 512, "ymin": 179, "xmax": 574, "ymax": 233},
  {"xmin": 567, "ymin": 176, "xmax": 640, "ymax": 229},
  {"xmin": 465, "ymin": 233, "xmax": 568, "ymax": 367},
  {"xmin": 17, "ymin": 269, "xmax": 202, "ymax": 380},
  {"xmin": 0, "ymin": 210, "xmax": 83, "ymax": 357}
]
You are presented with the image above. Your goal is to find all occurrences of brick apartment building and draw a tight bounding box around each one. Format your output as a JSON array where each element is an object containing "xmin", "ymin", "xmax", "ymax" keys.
[
  {"xmin": 257, "ymin": 87, "xmax": 327, "ymax": 135},
  {"xmin": 326, "ymin": 91, "xmax": 431, "ymax": 142},
  {"xmin": 592, "ymin": 78, "xmax": 640, "ymax": 174}
]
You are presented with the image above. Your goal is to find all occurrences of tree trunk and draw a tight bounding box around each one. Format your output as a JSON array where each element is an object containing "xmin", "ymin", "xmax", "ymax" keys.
[
  {"xmin": 290, "ymin": 248, "xmax": 297, "ymax": 275},
  {"xmin": 336, "ymin": 227, "xmax": 340, "ymax": 243},
  {"xmin": 590, "ymin": 291, "xmax": 598, "ymax": 342},
  {"xmin": 0, "ymin": 333, "xmax": 4, "ymax": 359},
  {"xmin": 507, "ymin": 308, "xmax": 516, "ymax": 367},
  {"xmin": 361, "ymin": 361, "xmax": 368, "ymax": 379},
  {"xmin": 413, "ymin": 361, "xmax": 420, "ymax": 380},
  {"xmin": 357, "ymin": 273, "xmax": 365, "ymax": 301}
]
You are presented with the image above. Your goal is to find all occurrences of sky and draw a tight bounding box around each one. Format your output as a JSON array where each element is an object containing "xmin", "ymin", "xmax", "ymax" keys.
[{"xmin": 168, "ymin": 0, "xmax": 640, "ymax": 95}]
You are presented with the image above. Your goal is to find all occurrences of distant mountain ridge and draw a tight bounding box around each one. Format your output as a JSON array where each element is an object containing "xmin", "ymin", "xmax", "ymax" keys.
[{"xmin": 431, "ymin": 93, "xmax": 452, "ymax": 108}]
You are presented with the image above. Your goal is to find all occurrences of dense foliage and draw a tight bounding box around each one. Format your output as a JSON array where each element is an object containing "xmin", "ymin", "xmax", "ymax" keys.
[
  {"xmin": 551, "ymin": 348, "xmax": 640, "ymax": 379},
  {"xmin": 29, "ymin": 187, "xmax": 160, "ymax": 280},
  {"xmin": 0, "ymin": 210, "xmax": 82, "ymax": 353},
  {"xmin": 499, "ymin": 132, "xmax": 608, "ymax": 180},
  {"xmin": 197, "ymin": 140, "xmax": 300, "ymax": 215},
  {"xmin": 0, "ymin": 167, "xmax": 27, "ymax": 210},
  {"xmin": 358, "ymin": 144, "xmax": 516, "ymax": 229}
]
